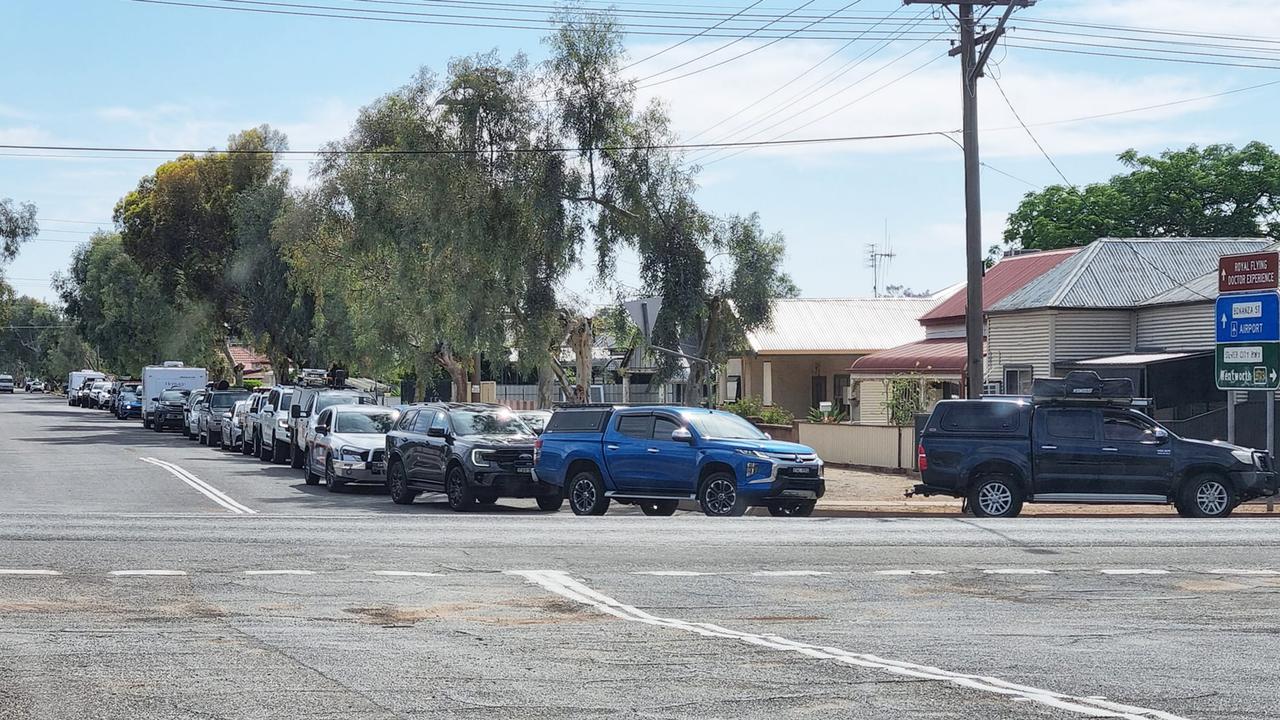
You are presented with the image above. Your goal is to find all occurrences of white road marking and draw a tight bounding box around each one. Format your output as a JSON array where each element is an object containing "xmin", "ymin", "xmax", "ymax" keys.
[
  {"xmin": 1099, "ymin": 569, "xmax": 1170, "ymax": 576},
  {"xmin": 370, "ymin": 570, "xmax": 442, "ymax": 577},
  {"xmin": 632, "ymin": 571, "xmax": 717, "ymax": 576},
  {"xmin": 750, "ymin": 570, "xmax": 832, "ymax": 577},
  {"xmin": 874, "ymin": 569, "xmax": 946, "ymax": 576},
  {"xmin": 983, "ymin": 569, "xmax": 1055, "ymax": 575},
  {"xmin": 0, "ymin": 569, "xmax": 61, "ymax": 576},
  {"xmin": 109, "ymin": 570, "xmax": 187, "ymax": 577},
  {"xmin": 140, "ymin": 457, "xmax": 257, "ymax": 515},
  {"xmin": 512, "ymin": 570, "xmax": 1189, "ymax": 720},
  {"xmin": 1209, "ymin": 568, "xmax": 1280, "ymax": 576},
  {"xmin": 243, "ymin": 570, "xmax": 315, "ymax": 576}
]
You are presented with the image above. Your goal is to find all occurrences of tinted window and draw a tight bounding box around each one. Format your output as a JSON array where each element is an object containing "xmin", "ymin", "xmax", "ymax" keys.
[
  {"xmin": 316, "ymin": 393, "xmax": 373, "ymax": 412},
  {"xmin": 1044, "ymin": 409, "xmax": 1097, "ymax": 440},
  {"xmin": 336, "ymin": 410, "xmax": 396, "ymax": 434},
  {"xmin": 545, "ymin": 410, "xmax": 608, "ymax": 433},
  {"xmin": 210, "ymin": 392, "xmax": 249, "ymax": 409},
  {"xmin": 429, "ymin": 411, "xmax": 448, "ymax": 432},
  {"xmin": 617, "ymin": 414, "xmax": 653, "ymax": 439},
  {"xmin": 397, "ymin": 410, "xmax": 418, "ymax": 431},
  {"xmin": 939, "ymin": 403, "xmax": 1023, "ymax": 432},
  {"xmin": 160, "ymin": 390, "xmax": 187, "ymax": 402},
  {"xmin": 687, "ymin": 412, "xmax": 767, "ymax": 440},
  {"xmin": 451, "ymin": 409, "xmax": 529, "ymax": 436},
  {"xmin": 653, "ymin": 416, "xmax": 681, "ymax": 440},
  {"xmin": 1103, "ymin": 413, "xmax": 1153, "ymax": 442},
  {"xmin": 412, "ymin": 410, "xmax": 436, "ymax": 434}
]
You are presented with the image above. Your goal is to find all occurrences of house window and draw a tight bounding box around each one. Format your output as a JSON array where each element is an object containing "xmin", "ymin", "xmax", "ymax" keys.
[
  {"xmin": 833, "ymin": 374, "xmax": 851, "ymax": 414},
  {"xmin": 762, "ymin": 361, "xmax": 773, "ymax": 405},
  {"xmin": 726, "ymin": 375, "xmax": 742, "ymax": 402},
  {"xmin": 1003, "ymin": 367, "xmax": 1034, "ymax": 396}
]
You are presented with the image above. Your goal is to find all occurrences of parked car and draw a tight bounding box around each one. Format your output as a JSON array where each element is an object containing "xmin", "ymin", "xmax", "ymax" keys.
[
  {"xmin": 288, "ymin": 387, "xmax": 375, "ymax": 469},
  {"xmin": 183, "ymin": 389, "xmax": 208, "ymax": 439},
  {"xmin": 253, "ymin": 385, "xmax": 295, "ymax": 463},
  {"xmin": 151, "ymin": 389, "xmax": 190, "ymax": 431},
  {"xmin": 518, "ymin": 410, "xmax": 553, "ymax": 435},
  {"xmin": 913, "ymin": 387, "xmax": 1279, "ymax": 519},
  {"xmin": 385, "ymin": 403, "xmax": 557, "ymax": 511},
  {"xmin": 306, "ymin": 404, "xmax": 399, "ymax": 491},
  {"xmin": 115, "ymin": 390, "xmax": 143, "ymax": 420},
  {"xmin": 223, "ymin": 399, "xmax": 253, "ymax": 452},
  {"xmin": 0, "ymin": 374, "xmax": 13, "ymax": 393},
  {"xmin": 85, "ymin": 380, "xmax": 111, "ymax": 409},
  {"xmin": 199, "ymin": 389, "xmax": 252, "ymax": 446},
  {"xmin": 141, "ymin": 363, "xmax": 208, "ymax": 429},
  {"xmin": 26, "ymin": 379, "xmax": 45, "ymax": 393},
  {"xmin": 67, "ymin": 370, "xmax": 105, "ymax": 406},
  {"xmin": 240, "ymin": 391, "xmax": 269, "ymax": 456},
  {"xmin": 536, "ymin": 406, "xmax": 826, "ymax": 517}
]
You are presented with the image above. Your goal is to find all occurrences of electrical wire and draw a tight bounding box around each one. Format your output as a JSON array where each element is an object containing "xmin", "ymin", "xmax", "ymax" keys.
[
  {"xmin": 990, "ymin": 75, "xmax": 1071, "ymax": 187},
  {"xmin": 1006, "ymin": 42, "xmax": 1280, "ymax": 71},
  {"xmin": 620, "ymin": 0, "xmax": 767, "ymax": 71}
]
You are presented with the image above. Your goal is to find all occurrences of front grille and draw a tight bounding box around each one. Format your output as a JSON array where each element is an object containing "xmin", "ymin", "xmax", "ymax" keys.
[
  {"xmin": 767, "ymin": 451, "xmax": 819, "ymax": 463},
  {"xmin": 371, "ymin": 449, "xmax": 386, "ymax": 463},
  {"xmin": 779, "ymin": 474, "xmax": 822, "ymax": 491},
  {"xmin": 490, "ymin": 448, "xmax": 535, "ymax": 470}
]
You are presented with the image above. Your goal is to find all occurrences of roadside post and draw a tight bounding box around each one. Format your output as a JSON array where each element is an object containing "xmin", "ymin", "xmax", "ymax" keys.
[{"xmin": 1215, "ymin": 250, "xmax": 1280, "ymax": 511}]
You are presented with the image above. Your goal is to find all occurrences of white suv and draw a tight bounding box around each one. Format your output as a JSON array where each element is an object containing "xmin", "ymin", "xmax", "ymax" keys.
[
  {"xmin": 0, "ymin": 375, "xmax": 14, "ymax": 393},
  {"xmin": 253, "ymin": 385, "xmax": 295, "ymax": 463}
]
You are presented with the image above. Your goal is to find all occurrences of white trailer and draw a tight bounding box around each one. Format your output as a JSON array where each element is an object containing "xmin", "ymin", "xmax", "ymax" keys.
[
  {"xmin": 66, "ymin": 370, "xmax": 105, "ymax": 406},
  {"xmin": 141, "ymin": 363, "xmax": 208, "ymax": 428}
]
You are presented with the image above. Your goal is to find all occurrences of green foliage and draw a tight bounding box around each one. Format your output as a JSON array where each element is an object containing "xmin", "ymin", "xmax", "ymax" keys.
[
  {"xmin": 883, "ymin": 377, "xmax": 925, "ymax": 427},
  {"xmin": 723, "ymin": 395, "xmax": 764, "ymax": 419},
  {"xmin": 241, "ymin": 379, "xmax": 262, "ymax": 390},
  {"xmin": 806, "ymin": 406, "xmax": 847, "ymax": 424},
  {"xmin": 0, "ymin": 198, "xmax": 38, "ymax": 263},
  {"xmin": 1003, "ymin": 142, "xmax": 1280, "ymax": 252},
  {"xmin": 759, "ymin": 405, "xmax": 795, "ymax": 426}
]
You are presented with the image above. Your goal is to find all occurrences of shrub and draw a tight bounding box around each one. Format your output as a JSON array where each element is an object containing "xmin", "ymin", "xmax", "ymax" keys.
[{"xmin": 759, "ymin": 405, "xmax": 794, "ymax": 426}]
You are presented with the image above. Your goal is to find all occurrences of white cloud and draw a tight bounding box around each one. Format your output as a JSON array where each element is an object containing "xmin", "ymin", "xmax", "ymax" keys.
[
  {"xmin": 1059, "ymin": 0, "xmax": 1280, "ymax": 38},
  {"xmin": 0, "ymin": 125, "xmax": 52, "ymax": 145}
]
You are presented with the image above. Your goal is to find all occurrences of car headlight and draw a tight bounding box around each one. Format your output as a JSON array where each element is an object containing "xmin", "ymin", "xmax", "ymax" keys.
[
  {"xmin": 736, "ymin": 449, "xmax": 770, "ymax": 459},
  {"xmin": 340, "ymin": 447, "xmax": 365, "ymax": 462},
  {"xmin": 1231, "ymin": 449, "xmax": 1256, "ymax": 466},
  {"xmin": 471, "ymin": 449, "xmax": 492, "ymax": 467}
]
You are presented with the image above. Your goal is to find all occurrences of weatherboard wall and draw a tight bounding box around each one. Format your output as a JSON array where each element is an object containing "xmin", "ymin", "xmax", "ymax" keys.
[
  {"xmin": 986, "ymin": 311, "xmax": 1055, "ymax": 381},
  {"xmin": 1136, "ymin": 303, "xmax": 1215, "ymax": 352},
  {"xmin": 1052, "ymin": 310, "xmax": 1136, "ymax": 364}
]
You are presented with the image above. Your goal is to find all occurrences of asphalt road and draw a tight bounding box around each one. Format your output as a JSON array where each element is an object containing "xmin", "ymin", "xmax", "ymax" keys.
[{"xmin": 2, "ymin": 392, "xmax": 1279, "ymax": 720}]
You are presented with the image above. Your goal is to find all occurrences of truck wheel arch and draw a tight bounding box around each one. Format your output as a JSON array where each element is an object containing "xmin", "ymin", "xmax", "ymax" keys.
[
  {"xmin": 698, "ymin": 461, "xmax": 737, "ymax": 488},
  {"xmin": 1174, "ymin": 466, "xmax": 1234, "ymax": 497},
  {"xmin": 967, "ymin": 461, "xmax": 1025, "ymax": 491},
  {"xmin": 565, "ymin": 459, "xmax": 603, "ymax": 485}
]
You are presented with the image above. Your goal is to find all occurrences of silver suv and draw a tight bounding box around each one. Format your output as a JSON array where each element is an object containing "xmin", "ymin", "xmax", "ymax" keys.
[
  {"xmin": 253, "ymin": 385, "xmax": 295, "ymax": 463},
  {"xmin": 288, "ymin": 387, "xmax": 375, "ymax": 468}
]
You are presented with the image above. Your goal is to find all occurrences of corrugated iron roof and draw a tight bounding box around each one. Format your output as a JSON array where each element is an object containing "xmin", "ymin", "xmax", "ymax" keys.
[
  {"xmin": 849, "ymin": 337, "xmax": 966, "ymax": 374},
  {"xmin": 745, "ymin": 296, "xmax": 944, "ymax": 355},
  {"xmin": 1142, "ymin": 240, "xmax": 1280, "ymax": 306},
  {"xmin": 990, "ymin": 238, "xmax": 1273, "ymax": 312},
  {"xmin": 919, "ymin": 248, "xmax": 1080, "ymax": 325}
]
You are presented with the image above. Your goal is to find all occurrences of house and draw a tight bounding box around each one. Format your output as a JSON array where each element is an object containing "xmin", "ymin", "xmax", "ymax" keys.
[
  {"xmin": 228, "ymin": 345, "xmax": 271, "ymax": 382},
  {"xmin": 985, "ymin": 237, "xmax": 1272, "ymax": 430},
  {"xmin": 724, "ymin": 296, "xmax": 948, "ymax": 420},
  {"xmin": 849, "ymin": 248, "xmax": 1080, "ymax": 422}
]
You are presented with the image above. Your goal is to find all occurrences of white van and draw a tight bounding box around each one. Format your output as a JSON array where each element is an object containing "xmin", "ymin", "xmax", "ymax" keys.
[
  {"xmin": 141, "ymin": 363, "xmax": 208, "ymax": 429},
  {"xmin": 66, "ymin": 370, "xmax": 105, "ymax": 406}
]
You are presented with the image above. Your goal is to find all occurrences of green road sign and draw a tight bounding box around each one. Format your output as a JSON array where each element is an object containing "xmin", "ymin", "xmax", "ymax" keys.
[{"xmin": 1215, "ymin": 342, "xmax": 1280, "ymax": 390}]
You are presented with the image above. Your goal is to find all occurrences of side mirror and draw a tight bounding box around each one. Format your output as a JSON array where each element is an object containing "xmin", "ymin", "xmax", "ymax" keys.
[
  {"xmin": 1153, "ymin": 428, "xmax": 1170, "ymax": 443},
  {"xmin": 671, "ymin": 427, "xmax": 694, "ymax": 444},
  {"xmin": 262, "ymin": 405, "xmax": 274, "ymax": 413},
  {"xmin": 427, "ymin": 427, "xmax": 447, "ymax": 438},
  {"xmin": 290, "ymin": 406, "xmax": 301, "ymax": 419},
  {"xmin": 315, "ymin": 424, "xmax": 329, "ymax": 435},
  {"xmin": 151, "ymin": 397, "xmax": 159, "ymax": 403}
]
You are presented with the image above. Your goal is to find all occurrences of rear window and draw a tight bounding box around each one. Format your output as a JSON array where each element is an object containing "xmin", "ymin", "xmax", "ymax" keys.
[
  {"xmin": 545, "ymin": 410, "xmax": 609, "ymax": 433},
  {"xmin": 937, "ymin": 402, "xmax": 1023, "ymax": 433},
  {"xmin": 1043, "ymin": 408, "xmax": 1097, "ymax": 440}
]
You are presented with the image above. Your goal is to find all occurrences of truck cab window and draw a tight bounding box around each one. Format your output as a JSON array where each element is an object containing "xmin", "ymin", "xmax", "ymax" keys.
[
  {"xmin": 1103, "ymin": 413, "xmax": 1153, "ymax": 443},
  {"xmin": 1044, "ymin": 409, "xmax": 1096, "ymax": 440},
  {"xmin": 617, "ymin": 414, "xmax": 653, "ymax": 439}
]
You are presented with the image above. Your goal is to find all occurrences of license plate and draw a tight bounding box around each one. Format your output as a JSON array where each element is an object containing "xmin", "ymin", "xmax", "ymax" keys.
[
  {"xmin": 791, "ymin": 467, "xmax": 813, "ymax": 475},
  {"xmin": 517, "ymin": 467, "xmax": 532, "ymax": 473},
  {"xmin": 372, "ymin": 462, "xmax": 385, "ymax": 475}
]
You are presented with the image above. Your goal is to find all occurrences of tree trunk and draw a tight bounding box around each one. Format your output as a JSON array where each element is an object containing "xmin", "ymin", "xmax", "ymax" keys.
[
  {"xmin": 546, "ymin": 347, "xmax": 574, "ymax": 405},
  {"xmin": 537, "ymin": 362, "xmax": 556, "ymax": 408},
  {"xmin": 567, "ymin": 316, "xmax": 593, "ymax": 403},
  {"xmin": 433, "ymin": 345, "xmax": 469, "ymax": 402},
  {"xmin": 471, "ymin": 353, "xmax": 482, "ymax": 402}
]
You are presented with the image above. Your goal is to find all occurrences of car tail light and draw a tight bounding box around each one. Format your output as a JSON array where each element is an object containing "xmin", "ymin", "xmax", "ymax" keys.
[
  {"xmin": 916, "ymin": 443, "xmax": 928, "ymax": 472},
  {"xmin": 533, "ymin": 438, "xmax": 542, "ymax": 465}
]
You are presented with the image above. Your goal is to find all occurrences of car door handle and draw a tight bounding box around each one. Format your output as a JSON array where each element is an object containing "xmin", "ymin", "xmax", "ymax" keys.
[
  {"xmin": 646, "ymin": 448, "xmax": 659, "ymax": 454},
  {"xmin": 606, "ymin": 444, "xmax": 620, "ymax": 450},
  {"xmin": 1040, "ymin": 445, "xmax": 1057, "ymax": 450},
  {"xmin": 1101, "ymin": 447, "xmax": 1119, "ymax": 452}
]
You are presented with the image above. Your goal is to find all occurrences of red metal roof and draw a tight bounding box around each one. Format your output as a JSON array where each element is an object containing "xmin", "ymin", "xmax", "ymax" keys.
[
  {"xmin": 849, "ymin": 338, "xmax": 967, "ymax": 374},
  {"xmin": 228, "ymin": 345, "xmax": 271, "ymax": 369},
  {"xmin": 918, "ymin": 248, "xmax": 1081, "ymax": 326}
]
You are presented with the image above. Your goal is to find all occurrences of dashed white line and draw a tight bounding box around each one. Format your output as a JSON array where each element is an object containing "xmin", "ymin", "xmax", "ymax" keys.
[
  {"xmin": 0, "ymin": 569, "xmax": 61, "ymax": 576},
  {"xmin": 750, "ymin": 570, "xmax": 832, "ymax": 577},
  {"xmin": 243, "ymin": 570, "xmax": 315, "ymax": 576},
  {"xmin": 1099, "ymin": 569, "xmax": 1170, "ymax": 576},
  {"xmin": 874, "ymin": 569, "xmax": 946, "ymax": 576},
  {"xmin": 1209, "ymin": 568, "xmax": 1280, "ymax": 576},
  {"xmin": 511, "ymin": 570, "xmax": 1189, "ymax": 720},
  {"xmin": 983, "ymin": 569, "xmax": 1055, "ymax": 575},
  {"xmin": 369, "ymin": 570, "xmax": 442, "ymax": 577},
  {"xmin": 632, "ymin": 571, "xmax": 717, "ymax": 576},
  {"xmin": 140, "ymin": 457, "xmax": 256, "ymax": 515},
  {"xmin": 109, "ymin": 570, "xmax": 187, "ymax": 577}
]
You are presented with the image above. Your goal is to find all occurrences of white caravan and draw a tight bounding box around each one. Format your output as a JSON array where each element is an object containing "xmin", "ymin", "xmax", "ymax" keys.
[{"xmin": 141, "ymin": 362, "xmax": 208, "ymax": 429}]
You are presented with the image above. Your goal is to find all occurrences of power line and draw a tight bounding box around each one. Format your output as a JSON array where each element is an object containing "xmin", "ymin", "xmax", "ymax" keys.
[
  {"xmin": 1012, "ymin": 33, "xmax": 1280, "ymax": 65},
  {"xmin": 38, "ymin": 218, "xmax": 114, "ymax": 225},
  {"xmin": 619, "ymin": 0, "xmax": 768, "ymax": 71},
  {"xmin": 1016, "ymin": 16, "xmax": 1280, "ymax": 47},
  {"xmin": 981, "ymin": 162, "xmax": 1039, "ymax": 189},
  {"xmin": 990, "ymin": 74, "xmax": 1070, "ymax": 187},
  {"xmin": 1007, "ymin": 42, "xmax": 1280, "ymax": 71}
]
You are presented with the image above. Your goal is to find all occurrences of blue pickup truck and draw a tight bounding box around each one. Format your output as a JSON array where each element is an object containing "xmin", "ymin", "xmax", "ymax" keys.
[{"xmin": 534, "ymin": 406, "xmax": 825, "ymax": 517}]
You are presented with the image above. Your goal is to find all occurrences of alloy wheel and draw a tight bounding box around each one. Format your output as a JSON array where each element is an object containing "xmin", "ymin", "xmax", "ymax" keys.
[
  {"xmin": 1196, "ymin": 481, "xmax": 1229, "ymax": 516},
  {"xmin": 704, "ymin": 477, "xmax": 738, "ymax": 516},
  {"xmin": 571, "ymin": 477, "xmax": 597, "ymax": 514},
  {"xmin": 978, "ymin": 482, "xmax": 1013, "ymax": 516}
]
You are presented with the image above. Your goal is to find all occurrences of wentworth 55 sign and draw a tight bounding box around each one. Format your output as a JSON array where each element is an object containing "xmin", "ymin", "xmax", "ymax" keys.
[{"xmin": 1216, "ymin": 343, "xmax": 1280, "ymax": 390}]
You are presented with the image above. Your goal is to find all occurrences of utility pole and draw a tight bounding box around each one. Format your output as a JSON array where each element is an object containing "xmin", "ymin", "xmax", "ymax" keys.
[{"xmin": 905, "ymin": 1, "xmax": 1033, "ymax": 398}]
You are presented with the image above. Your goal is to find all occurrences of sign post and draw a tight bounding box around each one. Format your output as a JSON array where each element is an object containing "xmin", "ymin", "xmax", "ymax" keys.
[{"xmin": 1217, "ymin": 251, "xmax": 1280, "ymax": 507}]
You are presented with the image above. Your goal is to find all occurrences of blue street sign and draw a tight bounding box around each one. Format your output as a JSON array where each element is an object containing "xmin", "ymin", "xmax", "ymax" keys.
[{"xmin": 1215, "ymin": 291, "xmax": 1280, "ymax": 343}]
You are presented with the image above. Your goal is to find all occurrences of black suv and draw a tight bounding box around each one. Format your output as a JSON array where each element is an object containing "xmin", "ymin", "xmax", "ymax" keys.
[
  {"xmin": 384, "ymin": 403, "xmax": 562, "ymax": 512},
  {"xmin": 151, "ymin": 389, "xmax": 191, "ymax": 432}
]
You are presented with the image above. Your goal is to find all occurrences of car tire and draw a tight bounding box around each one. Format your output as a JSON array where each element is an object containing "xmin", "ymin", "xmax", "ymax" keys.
[
  {"xmin": 304, "ymin": 448, "xmax": 318, "ymax": 484},
  {"xmin": 639, "ymin": 500, "xmax": 679, "ymax": 516},
  {"xmin": 1180, "ymin": 474, "xmax": 1234, "ymax": 519},
  {"xmin": 242, "ymin": 432, "xmax": 255, "ymax": 456},
  {"xmin": 388, "ymin": 461, "xmax": 417, "ymax": 505},
  {"xmin": 290, "ymin": 442, "xmax": 304, "ymax": 469},
  {"xmin": 324, "ymin": 455, "xmax": 342, "ymax": 492},
  {"xmin": 699, "ymin": 472, "xmax": 747, "ymax": 517},
  {"xmin": 144, "ymin": 418, "xmax": 152, "ymax": 429},
  {"xmin": 445, "ymin": 466, "xmax": 474, "ymax": 512},
  {"xmin": 271, "ymin": 440, "xmax": 288, "ymax": 464},
  {"xmin": 968, "ymin": 474, "xmax": 1025, "ymax": 518},
  {"xmin": 475, "ymin": 491, "xmax": 499, "ymax": 505},
  {"xmin": 568, "ymin": 470, "xmax": 609, "ymax": 516},
  {"xmin": 258, "ymin": 435, "xmax": 272, "ymax": 462},
  {"xmin": 767, "ymin": 500, "xmax": 816, "ymax": 517},
  {"xmin": 536, "ymin": 494, "xmax": 563, "ymax": 512}
]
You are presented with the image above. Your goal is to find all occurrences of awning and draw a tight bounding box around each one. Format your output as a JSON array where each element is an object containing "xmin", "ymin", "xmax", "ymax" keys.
[
  {"xmin": 849, "ymin": 337, "xmax": 967, "ymax": 375},
  {"xmin": 1071, "ymin": 351, "xmax": 1205, "ymax": 367}
]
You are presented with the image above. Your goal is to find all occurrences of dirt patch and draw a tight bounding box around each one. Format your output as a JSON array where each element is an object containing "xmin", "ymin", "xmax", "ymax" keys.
[
  {"xmin": 1176, "ymin": 580, "xmax": 1251, "ymax": 592},
  {"xmin": 344, "ymin": 597, "xmax": 600, "ymax": 627}
]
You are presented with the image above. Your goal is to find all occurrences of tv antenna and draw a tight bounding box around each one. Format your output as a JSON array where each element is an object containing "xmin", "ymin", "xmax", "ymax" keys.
[{"xmin": 866, "ymin": 220, "xmax": 896, "ymax": 296}]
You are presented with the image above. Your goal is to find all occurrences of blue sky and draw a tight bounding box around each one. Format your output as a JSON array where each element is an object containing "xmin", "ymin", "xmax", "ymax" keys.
[{"xmin": 3, "ymin": 0, "xmax": 1279, "ymax": 306}]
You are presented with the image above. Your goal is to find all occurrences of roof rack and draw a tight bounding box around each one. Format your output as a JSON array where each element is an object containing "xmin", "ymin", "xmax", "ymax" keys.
[{"xmin": 1029, "ymin": 371, "xmax": 1149, "ymax": 407}]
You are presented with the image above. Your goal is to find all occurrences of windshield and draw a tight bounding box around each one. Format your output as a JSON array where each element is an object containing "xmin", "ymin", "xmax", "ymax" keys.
[
  {"xmin": 687, "ymin": 412, "xmax": 768, "ymax": 440},
  {"xmin": 450, "ymin": 409, "xmax": 530, "ymax": 436},
  {"xmin": 335, "ymin": 410, "xmax": 396, "ymax": 434},
  {"xmin": 160, "ymin": 390, "xmax": 187, "ymax": 402},
  {"xmin": 210, "ymin": 392, "xmax": 249, "ymax": 409},
  {"xmin": 121, "ymin": 392, "xmax": 138, "ymax": 401},
  {"xmin": 91, "ymin": 382, "xmax": 107, "ymax": 391},
  {"xmin": 317, "ymin": 393, "xmax": 372, "ymax": 412}
]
